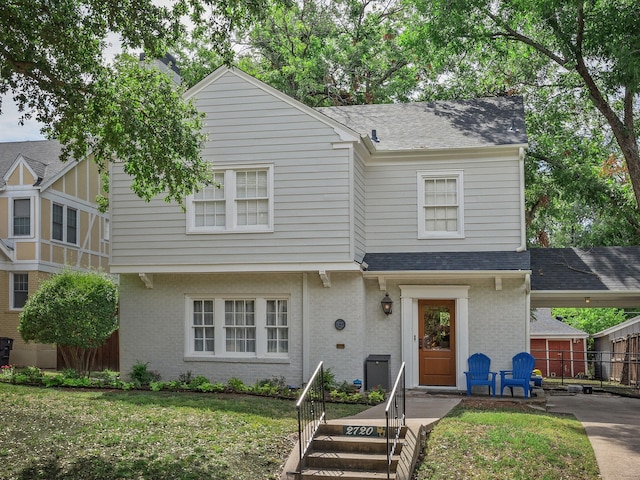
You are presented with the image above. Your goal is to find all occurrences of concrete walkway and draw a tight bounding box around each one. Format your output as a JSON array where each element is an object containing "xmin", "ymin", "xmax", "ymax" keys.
[{"xmin": 546, "ymin": 392, "xmax": 640, "ymax": 480}]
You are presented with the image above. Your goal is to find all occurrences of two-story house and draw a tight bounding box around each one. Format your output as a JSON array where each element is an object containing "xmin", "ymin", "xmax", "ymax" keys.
[
  {"xmin": 110, "ymin": 67, "xmax": 530, "ymax": 392},
  {"xmin": 0, "ymin": 140, "xmax": 110, "ymax": 368}
]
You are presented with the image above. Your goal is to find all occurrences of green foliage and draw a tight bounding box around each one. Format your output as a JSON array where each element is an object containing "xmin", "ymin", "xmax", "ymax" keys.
[
  {"xmin": 551, "ymin": 308, "xmax": 630, "ymax": 335},
  {"xmin": 129, "ymin": 362, "xmax": 161, "ymax": 387},
  {"xmin": 18, "ymin": 270, "xmax": 118, "ymax": 376},
  {"xmin": 196, "ymin": 381, "xmax": 226, "ymax": 393},
  {"xmin": 1, "ymin": 0, "xmax": 278, "ymax": 208},
  {"xmin": 408, "ymin": 0, "xmax": 640, "ymax": 241},
  {"xmin": 366, "ymin": 388, "xmax": 385, "ymax": 404},
  {"xmin": 227, "ymin": 377, "xmax": 247, "ymax": 392},
  {"xmin": 322, "ymin": 367, "xmax": 337, "ymax": 391},
  {"xmin": 10, "ymin": 366, "xmax": 44, "ymax": 385}
]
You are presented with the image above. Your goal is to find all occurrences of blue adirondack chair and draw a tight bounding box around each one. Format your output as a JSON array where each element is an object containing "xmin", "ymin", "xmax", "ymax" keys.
[
  {"xmin": 500, "ymin": 352, "xmax": 536, "ymax": 398},
  {"xmin": 464, "ymin": 353, "xmax": 497, "ymax": 396}
]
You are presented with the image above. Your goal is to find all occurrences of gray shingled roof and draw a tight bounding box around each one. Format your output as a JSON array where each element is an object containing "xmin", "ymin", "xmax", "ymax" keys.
[
  {"xmin": 363, "ymin": 251, "xmax": 530, "ymax": 271},
  {"xmin": 317, "ymin": 96, "xmax": 527, "ymax": 150},
  {"xmin": 0, "ymin": 140, "xmax": 65, "ymax": 185},
  {"xmin": 531, "ymin": 308, "xmax": 589, "ymax": 337},
  {"xmin": 530, "ymin": 247, "xmax": 640, "ymax": 291}
]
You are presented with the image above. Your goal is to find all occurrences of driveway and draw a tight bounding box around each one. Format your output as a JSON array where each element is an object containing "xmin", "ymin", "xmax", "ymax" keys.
[{"xmin": 546, "ymin": 392, "xmax": 640, "ymax": 480}]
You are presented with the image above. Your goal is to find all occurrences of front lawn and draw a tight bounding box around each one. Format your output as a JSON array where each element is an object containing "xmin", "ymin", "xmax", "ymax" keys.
[
  {"xmin": 0, "ymin": 383, "xmax": 367, "ymax": 480},
  {"xmin": 415, "ymin": 399, "xmax": 600, "ymax": 480}
]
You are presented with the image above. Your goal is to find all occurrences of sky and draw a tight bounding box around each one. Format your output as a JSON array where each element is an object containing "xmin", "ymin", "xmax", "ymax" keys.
[{"xmin": 1, "ymin": 95, "xmax": 46, "ymax": 142}]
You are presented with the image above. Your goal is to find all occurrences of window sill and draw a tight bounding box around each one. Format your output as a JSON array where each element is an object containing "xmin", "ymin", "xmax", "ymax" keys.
[{"xmin": 183, "ymin": 356, "xmax": 289, "ymax": 364}]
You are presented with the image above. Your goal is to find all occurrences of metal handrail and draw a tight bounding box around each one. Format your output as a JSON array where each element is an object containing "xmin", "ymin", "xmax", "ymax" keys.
[
  {"xmin": 385, "ymin": 362, "xmax": 406, "ymax": 479},
  {"xmin": 296, "ymin": 362, "xmax": 326, "ymax": 473}
]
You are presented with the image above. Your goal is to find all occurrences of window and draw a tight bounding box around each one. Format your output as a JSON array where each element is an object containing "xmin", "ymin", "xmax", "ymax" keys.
[
  {"xmin": 188, "ymin": 165, "xmax": 273, "ymax": 233},
  {"xmin": 52, "ymin": 204, "xmax": 78, "ymax": 244},
  {"xmin": 266, "ymin": 300, "xmax": 288, "ymax": 354},
  {"xmin": 417, "ymin": 171, "xmax": 464, "ymax": 239},
  {"xmin": 225, "ymin": 300, "xmax": 256, "ymax": 353},
  {"xmin": 13, "ymin": 198, "xmax": 31, "ymax": 236},
  {"xmin": 185, "ymin": 297, "xmax": 288, "ymax": 358},
  {"xmin": 192, "ymin": 300, "xmax": 215, "ymax": 352},
  {"xmin": 12, "ymin": 273, "xmax": 28, "ymax": 309}
]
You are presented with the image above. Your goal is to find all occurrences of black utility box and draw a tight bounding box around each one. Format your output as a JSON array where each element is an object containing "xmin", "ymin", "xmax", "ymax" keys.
[
  {"xmin": 0, "ymin": 337, "xmax": 13, "ymax": 367},
  {"xmin": 365, "ymin": 354, "xmax": 391, "ymax": 391}
]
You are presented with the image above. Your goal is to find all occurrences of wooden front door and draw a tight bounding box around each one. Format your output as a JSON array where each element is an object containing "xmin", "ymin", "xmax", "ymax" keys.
[{"xmin": 419, "ymin": 300, "xmax": 456, "ymax": 386}]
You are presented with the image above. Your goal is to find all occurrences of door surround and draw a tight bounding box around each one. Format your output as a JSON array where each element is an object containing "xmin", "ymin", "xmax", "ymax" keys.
[{"xmin": 400, "ymin": 285, "xmax": 469, "ymax": 390}]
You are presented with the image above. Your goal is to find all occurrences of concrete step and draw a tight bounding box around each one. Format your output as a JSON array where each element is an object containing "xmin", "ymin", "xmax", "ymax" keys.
[
  {"xmin": 312, "ymin": 433, "xmax": 403, "ymax": 455},
  {"xmin": 301, "ymin": 467, "xmax": 396, "ymax": 479},
  {"xmin": 304, "ymin": 450, "xmax": 399, "ymax": 471}
]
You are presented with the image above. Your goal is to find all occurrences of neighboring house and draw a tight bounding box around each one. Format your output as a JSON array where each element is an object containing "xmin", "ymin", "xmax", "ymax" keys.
[
  {"xmin": 530, "ymin": 308, "xmax": 588, "ymax": 378},
  {"xmin": 593, "ymin": 315, "xmax": 640, "ymax": 385},
  {"xmin": 0, "ymin": 140, "xmax": 110, "ymax": 368},
  {"xmin": 111, "ymin": 66, "xmax": 533, "ymax": 392}
]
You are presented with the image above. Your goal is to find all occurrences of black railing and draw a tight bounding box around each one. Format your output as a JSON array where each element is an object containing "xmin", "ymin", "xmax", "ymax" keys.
[
  {"xmin": 385, "ymin": 362, "xmax": 406, "ymax": 479},
  {"xmin": 531, "ymin": 348, "xmax": 640, "ymax": 390},
  {"xmin": 296, "ymin": 362, "xmax": 326, "ymax": 473}
]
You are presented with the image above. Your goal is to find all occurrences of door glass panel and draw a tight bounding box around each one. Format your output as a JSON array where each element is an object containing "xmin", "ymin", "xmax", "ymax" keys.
[{"xmin": 422, "ymin": 306, "xmax": 451, "ymax": 350}]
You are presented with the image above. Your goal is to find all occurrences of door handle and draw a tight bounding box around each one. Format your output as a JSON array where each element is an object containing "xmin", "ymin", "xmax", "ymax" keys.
[{"xmin": 418, "ymin": 338, "xmax": 423, "ymax": 350}]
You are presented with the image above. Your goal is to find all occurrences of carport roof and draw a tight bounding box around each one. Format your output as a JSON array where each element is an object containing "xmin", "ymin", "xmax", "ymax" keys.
[{"xmin": 362, "ymin": 247, "xmax": 640, "ymax": 308}]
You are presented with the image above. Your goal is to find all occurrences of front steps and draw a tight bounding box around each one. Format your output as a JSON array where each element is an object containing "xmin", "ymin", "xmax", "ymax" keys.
[{"xmin": 298, "ymin": 423, "xmax": 405, "ymax": 479}]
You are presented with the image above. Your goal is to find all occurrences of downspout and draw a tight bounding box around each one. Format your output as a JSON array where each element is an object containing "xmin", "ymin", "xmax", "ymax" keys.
[
  {"xmin": 516, "ymin": 147, "xmax": 527, "ymax": 252},
  {"xmin": 525, "ymin": 273, "xmax": 531, "ymax": 352}
]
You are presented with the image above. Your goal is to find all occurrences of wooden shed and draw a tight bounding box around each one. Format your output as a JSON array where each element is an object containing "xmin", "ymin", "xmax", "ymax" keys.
[{"xmin": 530, "ymin": 308, "xmax": 589, "ymax": 378}]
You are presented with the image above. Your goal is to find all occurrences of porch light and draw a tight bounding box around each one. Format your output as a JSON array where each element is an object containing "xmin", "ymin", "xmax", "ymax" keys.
[{"xmin": 381, "ymin": 294, "xmax": 393, "ymax": 315}]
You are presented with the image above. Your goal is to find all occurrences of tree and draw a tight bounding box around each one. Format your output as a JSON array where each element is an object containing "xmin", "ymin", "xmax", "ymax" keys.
[
  {"xmin": 410, "ymin": 0, "xmax": 640, "ymax": 217},
  {"xmin": 18, "ymin": 270, "xmax": 118, "ymax": 376},
  {"xmin": 551, "ymin": 308, "xmax": 630, "ymax": 335},
  {"xmin": 231, "ymin": 0, "xmax": 421, "ymax": 106},
  {"xmin": 0, "ymin": 0, "xmax": 272, "ymax": 206}
]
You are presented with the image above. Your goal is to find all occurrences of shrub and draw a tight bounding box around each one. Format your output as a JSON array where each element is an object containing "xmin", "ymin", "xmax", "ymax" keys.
[
  {"xmin": 227, "ymin": 377, "xmax": 247, "ymax": 392},
  {"xmin": 197, "ymin": 382, "xmax": 225, "ymax": 393},
  {"xmin": 18, "ymin": 269, "xmax": 118, "ymax": 377},
  {"xmin": 129, "ymin": 362, "xmax": 161, "ymax": 387},
  {"xmin": 188, "ymin": 375, "xmax": 210, "ymax": 389},
  {"xmin": 367, "ymin": 389, "xmax": 385, "ymax": 404},
  {"xmin": 11, "ymin": 366, "xmax": 44, "ymax": 385}
]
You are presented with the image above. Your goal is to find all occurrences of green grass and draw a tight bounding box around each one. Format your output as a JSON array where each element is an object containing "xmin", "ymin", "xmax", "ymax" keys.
[
  {"xmin": 415, "ymin": 402, "xmax": 600, "ymax": 480},
  {"xmin": 0, "ymin": 383, "xmax": 368, "ymax": 480},
  {"xmin": 1, "ymin": 384, "xmax": 601, "ymax": 480}
]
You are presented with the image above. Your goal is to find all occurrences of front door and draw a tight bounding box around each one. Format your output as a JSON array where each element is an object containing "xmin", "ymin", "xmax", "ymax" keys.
[{"xmin": 418, "ymin": 300, "xmax": 456, "ymax": 386}]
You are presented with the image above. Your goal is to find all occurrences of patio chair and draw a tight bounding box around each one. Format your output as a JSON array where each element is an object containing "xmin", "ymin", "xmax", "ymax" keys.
[
  {"xmin": 500, "ymin": 352, "xmax": 536, "ymax": 398},
  {"xmin": 464, "ymin": 353, "xmax": 497, "ymax": 396}
]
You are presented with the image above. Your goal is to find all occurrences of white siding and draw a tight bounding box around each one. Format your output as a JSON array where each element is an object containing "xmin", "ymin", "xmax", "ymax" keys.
[
  {"xmin": 110, "ymin": 70, "xmax": 356, "ymax": 268},
  {"xmin": 366, "ymin": 153, "xmax": 523, "ymax": 252}
]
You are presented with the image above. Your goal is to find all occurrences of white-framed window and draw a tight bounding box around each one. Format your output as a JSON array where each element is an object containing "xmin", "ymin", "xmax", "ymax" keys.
[
  {"xmin": 185, "ymin": 296, "xmax": 289, "ymax": 358},
  {"xmin": 417, "ymin": 171, "xmax": 464, "ymax": 239},
  {"xmin": 11, "ymin": 273, "xmax": 29, "ymax": 310},
  {"xmin": 225, "ymin": 300, "xmax": 256, "ymax": 353},
  {"xmin": 12, "ymin": 198, "xmax": 32, "ymax": 236},
  {"xmin": 187, "ymin": 165, "xmax": 273, "ymax": 233},
  {"xmin": 52, "ymin": 203, "xmax": 78, "ymax": 244},
  {"xmin": 192, "ymin": 300, "xmax": 215, "ymax": 353},
  {"xmin": 266, "ymin": 299, "xmax": 288, "ymax": 354}
]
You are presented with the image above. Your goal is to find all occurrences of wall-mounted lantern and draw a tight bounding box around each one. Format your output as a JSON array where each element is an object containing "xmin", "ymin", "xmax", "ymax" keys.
[{"xmin": 381, "ymin": 294, "xmax": 393, "ymax": 315}]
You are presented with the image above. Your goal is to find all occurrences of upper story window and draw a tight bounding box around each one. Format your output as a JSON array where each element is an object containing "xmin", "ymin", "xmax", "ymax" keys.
[
  {"xmin": 11, "ymin": 273, "xmax": 29, "ymax": 310},
  {"xmin": 187, "ymin": 165, "xmax": 273, "ymax": 233},
  {"xmin": 52, "ymin": 203, "xmax": 78, "ymax": 244},
  {"xmin": 12, "ymin": 198, "xmax": 31, "ymax": 236},
  {"xmin": 417, "ymin": 171, "xmax": 464, "ymax": 239}
]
